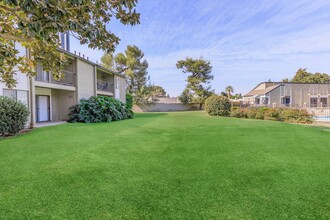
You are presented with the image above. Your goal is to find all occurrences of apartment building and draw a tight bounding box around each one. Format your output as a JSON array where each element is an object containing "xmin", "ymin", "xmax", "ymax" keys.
[{"xmin": 0, "ymin": 33, "xmax": 127, "ymax": 127}]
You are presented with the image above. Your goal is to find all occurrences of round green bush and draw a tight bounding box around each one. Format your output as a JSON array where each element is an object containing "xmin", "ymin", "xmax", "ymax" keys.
[
  {"xmin": 205, "ymin": 95, "xmax": 231, "ymax": 116},
  {"xmin": 68, "ymin": 96, "xmax": 133, "ymax": 123},
  {"xmin": 0, "ymin": 96, "xmax": 29, "ymax": 137}
]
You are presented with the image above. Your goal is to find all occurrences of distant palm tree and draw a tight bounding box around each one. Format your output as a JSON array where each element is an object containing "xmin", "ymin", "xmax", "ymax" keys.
[{"xmin": 225, "ymin": 86, "xmax": 234, "ymax": 98}]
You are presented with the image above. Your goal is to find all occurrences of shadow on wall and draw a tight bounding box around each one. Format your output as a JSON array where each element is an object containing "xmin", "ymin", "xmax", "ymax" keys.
[{"xmin": 133, "ymin": 103, "xmax": 200, "ymax": 112}]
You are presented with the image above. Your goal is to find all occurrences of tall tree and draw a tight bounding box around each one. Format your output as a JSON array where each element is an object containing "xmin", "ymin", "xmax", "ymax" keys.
[
  {"xmin": 100, "ymin": 52, "xmax": 115, "ymax": 69},
  {"xmin": 179, "ymin": 88, "xmax": 193, "ymax": 103},
  {"xmin": 291, "ymin": 68, "xmax": 329, "ymax": 83},
  {"xmin": 225, "ymin": 86, "xmax": 234, "ymax": 98},
  {"xmin": 176, "ymin": 57, "xmax": 214, "ymax": 108},
  {"xmin": 114, "ymin": 45, "xmax": 149, "ymax": 100},
  {"xmin": 149, "ymin": 85, "xmax": 167, "ymax": 98},
  {"xmin": 0, "ymin": 0, "xmax": 140, "ymax": 88}
]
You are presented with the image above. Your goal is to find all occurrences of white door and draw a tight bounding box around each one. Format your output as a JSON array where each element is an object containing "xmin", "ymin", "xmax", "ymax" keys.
[
  {"xmin": 115, "ymin": 77, "xmax": 120, "ymax": 99},
  {"xmin": 37, "ymin": 96, "xmax": 50, "ymax": 122}
]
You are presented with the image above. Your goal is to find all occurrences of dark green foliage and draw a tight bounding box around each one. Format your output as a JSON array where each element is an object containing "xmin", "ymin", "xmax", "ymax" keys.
[
  {"xmin": 177, "ymin": 57, "xmax": 214, "ymax": 106},
  {"xmin": 115, "ymin": 45, "xmax": 149, "ymax": 99},
  {"xmin": 231, "ymin": 107, "xmax": 313, "ymax": 124},
  {"xmin": 0, "ymin": 96, "xmax": 29, "ymax": 137},
  {"xmin": 291, "ymin": 68, "xmax": 329, "ymax": 83},
  {"xmin": 205, "ymin": 95, "xmax": 231, "ymax": 116},
  {"xmin": 126, "ymin": 93, "xmax": 133, "ymax": 110},
  {"xmin": 68, "ymin": 96, "xmax": 133, "ymax": 123},
  {"xmin": 179, "ymin": 88, "xmax": 193, "ymax": 103}
]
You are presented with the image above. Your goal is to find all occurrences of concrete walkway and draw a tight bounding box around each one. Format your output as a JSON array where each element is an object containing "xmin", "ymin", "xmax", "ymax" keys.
[{"xmin": 36, "ymin": 121, "xmax": 67, "ymax": 128}]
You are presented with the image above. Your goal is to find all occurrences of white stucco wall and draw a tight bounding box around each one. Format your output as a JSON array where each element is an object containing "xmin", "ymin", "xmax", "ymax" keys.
[{"xmin": 0, "ymin": 43, "xmax": 29, "ymax": 95}]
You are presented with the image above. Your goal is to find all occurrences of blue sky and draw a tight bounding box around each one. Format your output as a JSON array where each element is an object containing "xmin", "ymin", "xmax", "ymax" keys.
[{"xmin": 71, "ymin": 0, "xmax": 330, "ymax": 96}]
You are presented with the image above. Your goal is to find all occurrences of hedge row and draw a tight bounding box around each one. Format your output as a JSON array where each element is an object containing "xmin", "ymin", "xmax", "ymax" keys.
[
  {"xmin": 205, "ymin": 95, "xmax": 313, "ymax": 124},
  {"xmin": 231, "ymin": 107, "xmax": 313, "ymax": 124}
]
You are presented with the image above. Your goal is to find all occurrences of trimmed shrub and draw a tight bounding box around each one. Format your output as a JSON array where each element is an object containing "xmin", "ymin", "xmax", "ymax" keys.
[
  {"xmin": 264, "ymin": 108, "xmax": 281, "ymax": 121},
  {"xmin": 68, "ymin": 96, "xmax": 133, "ymax": 123},
  {"xmin": 246, "ymin": 108, "xmax": 258, "ymax": 119},
  {"xmin": 230, "ymin": 106, "xmax": 313, "ymax": 124},
  {"xmin": 126, "ymin": 93, "xmax": 133, "ymax": 110},
  {"xmin": 230, "ymin": 107, "xmax": 248, "ymax": 118},
  {"xmin": 0, "ymin": 96, "xmax": 29, "ymax": 137},
  {"xmin": 205, "ymin": 95, "xmax": 231, "ymax": 116},
  {"xmin": 280, "ymin": 108, "xmax": 313, "ymax": 124},
  {"xmin": 255, "ymin": 107, "xmax": 272, "ymax": 120}
]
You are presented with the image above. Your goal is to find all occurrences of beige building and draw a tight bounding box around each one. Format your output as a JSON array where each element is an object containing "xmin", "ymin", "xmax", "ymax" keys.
[
  {"xmin": 243, "ymin": 82, "xmax": 330, "ymax": 108},
  {"xmin": 0, "ymin": 33, "xmax": 127, "ymax": 127}
]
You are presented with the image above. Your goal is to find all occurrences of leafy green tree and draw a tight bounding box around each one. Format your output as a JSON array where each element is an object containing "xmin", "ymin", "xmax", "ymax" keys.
[
  {"xmin": 291, "ymin": 68, "xmax": 312, "ymax": 82},
  {"xmin": 221, "ymin": 91, "xmax": 228, "ymax": 97},
  {"xmin": 100, "ymin": 52, "xmax": 115, "ymax": 69},
  {"xmin": 176, "ymin": 57, "xmax": 214, "ymax": 108},
  {"xmin": 225, "ymin": 86, "xmax": 234, "ymax": 98},
  {"xmin": 291, "ymin": 68, "xmax": 329, "ymax": 83},
  {"xmin": 114, "ymin": 45, "xmax": 149, "ymax": 102},
  {"xmin": 179, "ymin": 88, "xmax": 193, "ymax": 103},
  {"xmin": 0, "ymin": 0, "xmax": 140, "ymax": 88},
  {"xmin": 149, "ymin": 85, "xmax": 167, "ymax": 98},
  {"xmin": 231, "ymin": 93, "xmax": 242, "ymax": 100}
]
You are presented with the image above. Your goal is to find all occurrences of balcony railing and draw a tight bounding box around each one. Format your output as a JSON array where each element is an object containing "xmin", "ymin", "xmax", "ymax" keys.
[
  {"xmin": 97, "ymin": 80, "xmax": 114, "ymax": 92},
  {"xmin": 36, "ymin": 70, "xmax": 76, "ymax": 86}
]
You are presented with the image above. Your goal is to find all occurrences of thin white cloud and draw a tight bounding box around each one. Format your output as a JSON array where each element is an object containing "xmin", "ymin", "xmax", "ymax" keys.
[{"xmin": 71, "ymin": 0, "xmax": 330, "ymax": 96}]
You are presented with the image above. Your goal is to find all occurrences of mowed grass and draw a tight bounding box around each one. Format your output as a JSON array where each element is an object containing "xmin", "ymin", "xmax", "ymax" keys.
[{"xmin": 0, "ymin": 112, "xmax": 329, "ymax": 219}]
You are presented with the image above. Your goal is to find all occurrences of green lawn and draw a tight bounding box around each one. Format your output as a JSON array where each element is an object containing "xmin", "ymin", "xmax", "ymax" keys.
[{"xmin": 0, "ymin": 112, "xmax": 329, "ymax": 219}]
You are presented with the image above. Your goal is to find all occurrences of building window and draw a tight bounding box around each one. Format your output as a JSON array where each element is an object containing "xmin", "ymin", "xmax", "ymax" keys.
[
  {"xmin": 3, "ymin": 89, "xmax": 16, "ymax": 99},
  {"xmin": 310, "ymin": 97, "xmax": 318, "ymax": 107},
  {"xmin": 59, "ymin": 32, "xmax": 70, "ymax": 51},
  {"xmin": 320, "ymin": 97, "xmax": 328, "ymax": 107},
  {"xmin": 255, "ymin": 97, "xmax": 260, "ymax": 105},
  {"xmin": 3, "ymin": 89, "xmax": 29, "ymax": 106},
  {"xmin": 262, "ymin": 97, "xmax": 269, "ymax": 105},
  {"xmin": 282, "ymin": 97, "xmax": 290, "ymax": 106}
]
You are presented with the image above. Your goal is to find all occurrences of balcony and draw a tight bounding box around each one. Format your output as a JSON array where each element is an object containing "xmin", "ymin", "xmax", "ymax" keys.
[
  {"xmin": 97, "ymin": 80, "xmax": 114, "ymax": 93},
  {"xmin": 36, "ymin": 70, "xmax": 75, "ymax": 86}
]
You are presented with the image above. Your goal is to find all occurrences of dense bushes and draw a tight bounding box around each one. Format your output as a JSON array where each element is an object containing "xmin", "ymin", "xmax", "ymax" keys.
[
  {"xmin": 205, "ymin": 95, "xmax": 231, "ymax": 116},
  {"xmin": 230, "ymin": 107, "xmax": 313, "ymax": 124},
  {"xmin": 207, "ymin": 97, "xmax": 313, "ymax": 124},
  {"xmin": 126, "ymin": 93, "xmax": 133, "ymax": 110},
  {"xmin": 230, "ymin": 107, "xmax": 248, "ymax": 118},
  {"xmin": 0, "ymin": 96, "xmax": 29, "ymax": 137},
  {"xmin": 68, "ymin": 96, "xmax": 133, "ymax": 123}
]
